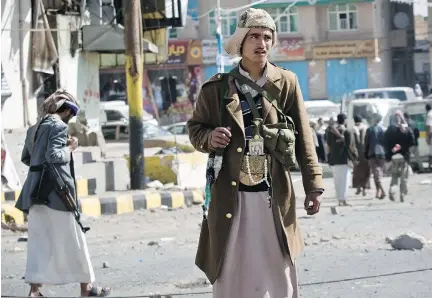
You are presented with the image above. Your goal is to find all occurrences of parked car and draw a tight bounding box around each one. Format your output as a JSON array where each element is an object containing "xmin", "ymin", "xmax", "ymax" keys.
[
  {"xmin": 101, "ymin": 101, "xmax": 158, "ymax": 139},
  {"xmin": 162, "ymin": 122, "xmax": 188, "ymax": 135}
]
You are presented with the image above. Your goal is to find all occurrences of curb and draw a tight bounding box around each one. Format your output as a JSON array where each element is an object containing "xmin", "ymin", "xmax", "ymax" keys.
[
  {"xmin": 79, "ymin": 190, "xmax": 204, "ymax": 217},
  {"xmin": 1, "ymin": 204, "xmax": 25, "ymax": 225},
  {"xmin": 0, "ymin": 190, "xmax": 204, "ymax": 224},
  {"xmin": 1, "ymin": 178, "xmax": 97, "ymax": 202}
]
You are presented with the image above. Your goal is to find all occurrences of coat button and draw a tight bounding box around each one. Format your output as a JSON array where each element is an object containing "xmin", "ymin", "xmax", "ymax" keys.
[
  {"xmin": 237, "ymin": 147, "xmax": 242, "ymax": 153},
  {"xmin": 231, "ymin": 181, "xmax": 237, "ymax": 186},
  {"xmin": 226, "ymin": 213, "xmax": 232, "ymax": 219}
]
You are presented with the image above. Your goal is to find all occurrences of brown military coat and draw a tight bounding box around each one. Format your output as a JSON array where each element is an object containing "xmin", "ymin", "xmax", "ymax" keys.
[{"xmin": 187, "ymin": 62, "xmax": 324, "ymax": 284}]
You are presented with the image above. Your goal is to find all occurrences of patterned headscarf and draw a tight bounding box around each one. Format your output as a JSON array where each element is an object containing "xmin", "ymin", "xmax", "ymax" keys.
[
  {"xmin": 225, "ymin": 8, "xmax": 277, "ymax": 57},
  {"xmin": 389, "ymin": 110, "xmax": 408, "ymax": 130},
  {"xmin": 31, "ymin": 89, "xmax": 79, "ymax": 149}
]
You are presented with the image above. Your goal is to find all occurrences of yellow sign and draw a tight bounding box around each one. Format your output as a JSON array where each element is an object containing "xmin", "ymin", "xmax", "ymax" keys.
[
  {"xmin": 312, "ymin": 40, "xmax": 376, "ymax": 60},
  {"xmin": 168, "ymin": 44, "xmax": 186, "ymax": 56}
]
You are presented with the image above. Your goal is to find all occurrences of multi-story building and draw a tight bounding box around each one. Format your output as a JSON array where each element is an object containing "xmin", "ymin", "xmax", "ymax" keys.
[
  {"xmin": 99, "ymin": 0, "xmax": 415, "ymax": 123},
  {"xmin": 175, "ymin": 0, "xmax": 392, "ymax": 102}
]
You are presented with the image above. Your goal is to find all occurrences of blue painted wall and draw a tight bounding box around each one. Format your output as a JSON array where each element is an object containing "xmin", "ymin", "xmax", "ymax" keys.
[
  {"xmin": 273, "ymin": 61, "xmax": 309, "ymax": 100},
  {"xmin": 325, "ymin": 58, "xmax": 368, "ymax": 103}
]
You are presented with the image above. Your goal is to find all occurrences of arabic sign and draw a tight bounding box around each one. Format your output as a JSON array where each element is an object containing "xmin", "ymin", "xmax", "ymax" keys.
[
  {"xmin": 270, "ymin": 38, "xmax": 305, "ymax": 61},
  {"xmin": 187, "ymin": 40, "xmax": 203, "ymax": 65},
  {"xmin": 312, "ymin": 40, "xmax": 376, "ymax": 60},
  {"xmin": 167, "ymin": 40, "xmax": 189, "ymax": 64}
]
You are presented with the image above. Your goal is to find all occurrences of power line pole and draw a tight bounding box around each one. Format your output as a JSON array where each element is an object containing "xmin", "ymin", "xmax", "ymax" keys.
[
  {"xmin": 124, "ymin": 0, "xmax": 145, "ymax": 190},
  {"xmin": 216, "ymin": 0, "xmax": 224, "ymax": 73}
]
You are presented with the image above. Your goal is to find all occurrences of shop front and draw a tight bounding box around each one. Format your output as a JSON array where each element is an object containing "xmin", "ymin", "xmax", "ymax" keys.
[
  {"xmin": 145, "ymin": 39, "xmax": 203, "ymax": 125},
  {"xmin": 312, "ymin": 39, "xmax": 375, "ymax": 103}
]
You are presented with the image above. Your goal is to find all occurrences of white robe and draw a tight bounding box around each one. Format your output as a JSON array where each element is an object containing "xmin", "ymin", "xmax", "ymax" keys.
[
  {"xmin": 25, "ymin": 205, "xmax": 95, "ymax": 285},
  {"xmin": 333, "ymin": 165, "xmax": 350, "ymax": 201}
]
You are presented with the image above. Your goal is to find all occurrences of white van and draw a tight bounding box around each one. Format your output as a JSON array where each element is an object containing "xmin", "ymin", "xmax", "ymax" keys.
[
  {"xmin": 347, "ymin": 98, "xmax": 401, "ymax": 130},
  {"xmin": 402, "ymin": 99, "xmax": 432, "ymax": 164},
  {"xmin": 304, "ymin": 100, "xmax": 340, "ymax": 124},
  {"xmin": 353, "ymin": 87, "xmax": 418, "ymax": 102}
]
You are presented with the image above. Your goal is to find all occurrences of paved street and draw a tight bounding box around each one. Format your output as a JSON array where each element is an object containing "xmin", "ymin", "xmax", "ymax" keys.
[{"xmin": 2, "ymin": 173, "xmax": 432, "ymax": 298}]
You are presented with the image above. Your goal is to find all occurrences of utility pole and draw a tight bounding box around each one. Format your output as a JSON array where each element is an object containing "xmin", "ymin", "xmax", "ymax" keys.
[
  {"xmin": 124, "ymin": 0, "xmax": 145, "ymax": 190},
  {"xmin": 216, "ymin": 0, "xmax": 224, "ymax": 73}
]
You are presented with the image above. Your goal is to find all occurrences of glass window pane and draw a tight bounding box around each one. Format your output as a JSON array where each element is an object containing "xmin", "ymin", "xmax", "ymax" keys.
[
  {"xmin": 338, "ymin": 4, "xmax": 347, "ymax": 11},
  {"xmin": 349, "ymin": 12, "xmax": 357, "ymax": 29},
  {"xmin": 290, "ymin": 15, "xmax": 298, "ymax": 32},
  {"xmin": 329, "ymin": 5, "xmax": 336, "ymax": 12},
  {"xmin": 348, "ymin": 4, "xmax": 356, "ymax": 11},
  {"xmin": 280, "ymin": 22, "xmax": 288, "ymax": 33},
  {"xmin": 290, "ymin": 7, "xmax": 298, "ymax": 13},
  {"xmin": 329, "ymin": 13, "xmax": 338, "ymax": 30},
  {"xmin": 209, "ymin": 10, "xmax": 215, "ymax": 17},
  {"xmin": 229, "ymin": 18, "xmax": 237, "ymax": 35},
  {"xmin": 209, "ymin": 19, "xmax": 216, "ymax": 36}
]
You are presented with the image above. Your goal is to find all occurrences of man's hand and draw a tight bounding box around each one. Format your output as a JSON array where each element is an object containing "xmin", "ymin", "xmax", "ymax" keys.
[
  {"xmin": 304, "ymin": 192, "xmax": 321, "ymax": 215},
  {"xmin": 67, "ymin": 137, "xmax": 78, "ymax": 151},
  {"xmin": 210, "ymin": 127, "xmax": 231, "ymax": 149}
]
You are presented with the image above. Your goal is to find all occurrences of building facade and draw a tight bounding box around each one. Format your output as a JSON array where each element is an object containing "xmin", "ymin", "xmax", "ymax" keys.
[{"xmin": 171, "ymin": 0, "xmax": 393, "ymax": 102}]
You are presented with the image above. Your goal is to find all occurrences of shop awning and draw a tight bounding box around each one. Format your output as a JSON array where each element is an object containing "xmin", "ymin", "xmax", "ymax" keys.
[{"xmin": 82, "ymin": 25, "xmax": 158, "ymax": 54}]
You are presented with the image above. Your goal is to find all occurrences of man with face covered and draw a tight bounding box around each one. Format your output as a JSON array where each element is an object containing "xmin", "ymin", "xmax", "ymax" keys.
[
  {"xmin": 187, "ymin": 8, "xmax": 323, "ymax": 298},
  {"xmin": 16, "ymin": 89, "xmax": 110, "ymax": 297}
]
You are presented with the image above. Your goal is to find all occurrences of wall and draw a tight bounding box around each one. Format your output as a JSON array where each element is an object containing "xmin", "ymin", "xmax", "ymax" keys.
[
  {"xmin": 309, "ymin": 60, "xmax": 326, "ymax": 99},
  {"xmin": 414, "ymin": 52, "xmax": 430, "ymax": 74},
  {"xmin": 1, "ymin": 0, "xmax": 37, "ymax": 129},
  {"xmin": 316, "ymin": 3, "xmax": 374, "ymax": 42},
  {"xmin": 57, "ymin": 15, "xmax": 101, "ymax": 130}
]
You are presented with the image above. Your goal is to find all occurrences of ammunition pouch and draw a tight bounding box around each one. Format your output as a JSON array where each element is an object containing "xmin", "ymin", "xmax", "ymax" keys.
[{"xmin": 252, "ymin": 117, "xmax": 297, "ymax": 169}]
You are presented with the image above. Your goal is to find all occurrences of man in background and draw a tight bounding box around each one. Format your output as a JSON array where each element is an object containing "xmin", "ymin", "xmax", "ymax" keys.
[
  {"xmin": 404, "ymin": 112, "xmax": 423, "ymax": 173},
  {"xmin": 426, "ymin": 104, "xmax": 432, "ymax": 170},
  {"xmin": 326, "ymin": 113, "xmax": 358, "ymax": 206}
]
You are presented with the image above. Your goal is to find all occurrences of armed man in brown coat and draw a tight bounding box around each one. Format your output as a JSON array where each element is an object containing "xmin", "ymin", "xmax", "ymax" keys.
[{"xmin": 187, "ymin": 8, "xmax": 324, "ymax": 298}]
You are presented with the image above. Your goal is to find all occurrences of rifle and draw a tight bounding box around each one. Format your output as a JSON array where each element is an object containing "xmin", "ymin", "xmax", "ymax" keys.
[{"xmin": 42, "ymin": 161, "xmax": 90, "ymax": 233}]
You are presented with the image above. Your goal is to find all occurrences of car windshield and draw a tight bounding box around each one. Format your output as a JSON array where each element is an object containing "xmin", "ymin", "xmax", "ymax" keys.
[
  {"xmin": 306, "ymin": 106, "xmax": 339, "ymax": 119},
  {"xmin": 143, "ymin": 123, "xmax": 172, "ymax": 139}
]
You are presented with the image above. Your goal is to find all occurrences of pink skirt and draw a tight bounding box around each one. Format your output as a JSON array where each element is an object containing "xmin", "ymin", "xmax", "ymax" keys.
[{"xmin": 213, "ymin": 191, "xmax": 299, "ymax": 298}]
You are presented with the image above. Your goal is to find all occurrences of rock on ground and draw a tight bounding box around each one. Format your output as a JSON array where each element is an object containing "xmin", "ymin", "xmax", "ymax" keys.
[{"xmin": 386, "ymin": 233, "xmax": 427, "ymax": 250}]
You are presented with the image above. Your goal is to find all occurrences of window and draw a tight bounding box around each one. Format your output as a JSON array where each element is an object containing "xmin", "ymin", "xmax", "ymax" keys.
[
  {"xmin": 209, "ymin": 10, "xmax": 237, "ymax": 37},
  {"xmin": 105, "ymin": 110, "xmax": 126, "ymax": 122},
  {"xmin": 266, "ymin": 7, "xmax": 299, "ymax": 33},
  {"xmin": 169, "ymin": 27, "xmax": 178, "ymax": 39},
  {"xmin": 328, "ymin": 4, "xmax": 358, "ymax": 31}
]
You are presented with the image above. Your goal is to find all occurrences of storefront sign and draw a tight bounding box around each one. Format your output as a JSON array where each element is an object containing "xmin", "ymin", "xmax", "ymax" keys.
[
  {"xmin": 167, "ymin": 40, "xmax": 189, "ymax": 64},
  {"xmin": 187, "ymin": 40, "xmax": 203, "ymax": 65},
  {"xmin": 312, "ymin": 40, "xmax": 376, "ymax": 60},
  {"xmin": 166, "ymin": 40, "xmax": 203, "ymax": 65},
  {"xmin": 202, "ymin": 40, "xmax": 236, "ymax": 65},
  {"xmin": 270, "ymin": 38, "xmax": 305, "ymax": 61}
]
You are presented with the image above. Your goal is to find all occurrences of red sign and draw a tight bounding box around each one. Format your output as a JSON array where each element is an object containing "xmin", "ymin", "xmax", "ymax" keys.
[
  {"xmin": 271, "ymin": 38, "xmax": 305, "ymax": 61},
  {"xmin": 167, "ymin": 40, "xmax": 189, "ymax": 64}
]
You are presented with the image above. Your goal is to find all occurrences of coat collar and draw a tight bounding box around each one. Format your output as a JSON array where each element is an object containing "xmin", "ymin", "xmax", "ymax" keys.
[{"xmin": 223, "ymin": 61, "xmax": 283, "ymax": 137}]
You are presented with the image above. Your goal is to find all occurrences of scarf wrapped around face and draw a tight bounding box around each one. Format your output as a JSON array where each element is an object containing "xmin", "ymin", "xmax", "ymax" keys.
[{"xmin": 31, "ymin": 89, "xmax": 80, "ymax": 149}]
